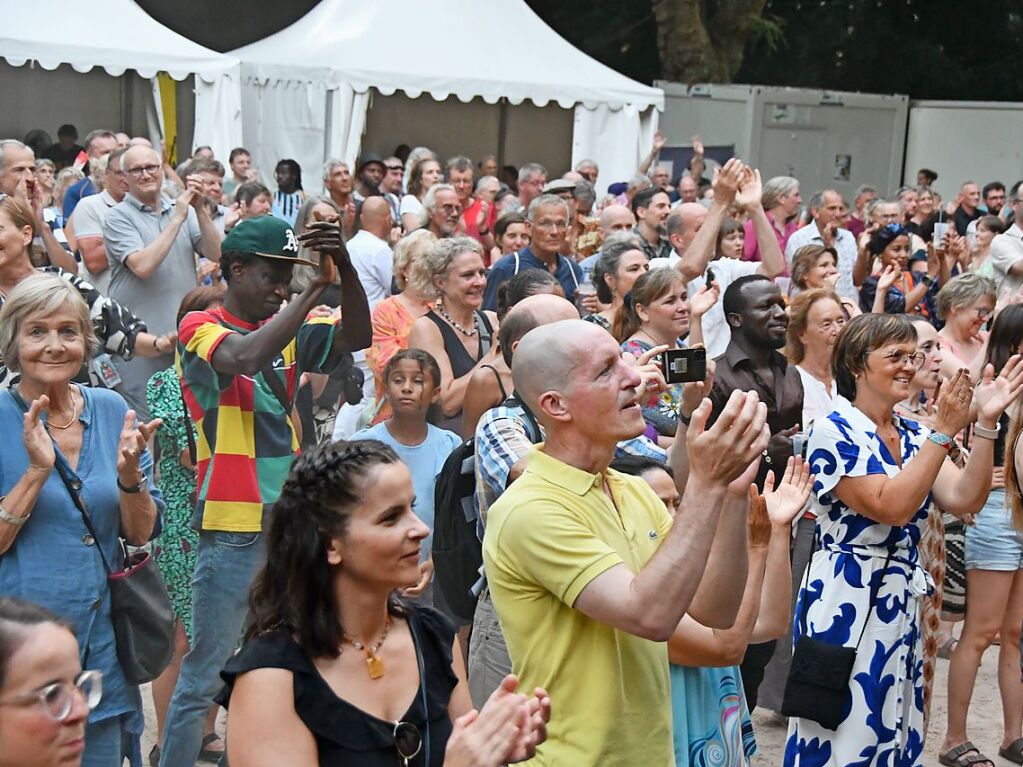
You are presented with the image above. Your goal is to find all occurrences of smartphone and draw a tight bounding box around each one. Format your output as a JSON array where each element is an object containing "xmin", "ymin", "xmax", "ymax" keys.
[
  {"xmin": 792, "ymin": 431, "xmax": 809, "ymax": 459},
  {"xmin": 933, "ymin": 221, "xmax": 949, "ymax": 249},
  {"xmin": 661, "ymin": 347, "xmax": 706, "ymax": 385},
  {"xmin": 706, "ymin": 267, "xmax": 716, "ymax": 285}
]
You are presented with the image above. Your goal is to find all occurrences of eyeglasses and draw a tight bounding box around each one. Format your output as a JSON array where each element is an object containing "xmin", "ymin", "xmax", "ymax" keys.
[
  {"xmin": 975, "ymin": 307, "xmax": 993, "ymax": 320},
  {"xmin": 871, "ymin": 349, "xmax": 926, "ymax": 369},
  {"xmin": 439, "ymin": 203, "xmax": 462, "ymax": 214},
  {"xmin": 125, "ymin": 164, "xmax": 161, "ymax": 178},
  {"xmin": 394, "ymin": 720, "xmax": 422, "ymax": 766},
  {"xmin": 535, "ymin": 219, "xmax": 569, "ymax": 230},
  {"xmin": 0, "ymin": 670, "xmax": 102, "ymax": 722}
]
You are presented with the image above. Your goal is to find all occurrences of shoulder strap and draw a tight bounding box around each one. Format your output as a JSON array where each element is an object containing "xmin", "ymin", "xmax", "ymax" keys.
[
  {"xmin": 481, "ymin": 364, "xmax": 507, "ymax": 400},
  {"xmin": 475, "ymin": 311, "xmax": 493, "ymax": 356},
  {"xmin": 7, "ymin": 389, "xmax": 113, "ymax": 575},
  {"xmin": 513, "ymin": 252, "xmax": 520, "ymax": 275},
  {"xmin": 505, "ymin": 393, "xmax": 542, "ymax": 444},
  {"xmin": 562, "ymin": 256, "xmax": 579, "ymax": 289},
  {"xmin": 260, "ymin": 362, "xmax": 293, "ymax": 415},
  {"xmin": 180, "ymin": 379, "xmax": 197, "ymax": 467}
]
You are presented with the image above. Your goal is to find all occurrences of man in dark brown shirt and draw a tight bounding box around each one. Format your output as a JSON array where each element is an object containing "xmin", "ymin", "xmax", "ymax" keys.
[{"xmin": 706, "ymin": 273, "xmax": 803, "ymax": 711}]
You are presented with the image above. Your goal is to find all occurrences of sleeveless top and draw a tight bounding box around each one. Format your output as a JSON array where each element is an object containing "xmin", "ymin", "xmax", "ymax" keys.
[
  {"xmin": 217, "ymin": 607, "xmax": 457, "ymax": 767},
  {"xmin": 424, "ymin": 310, "xmax": 493, "ymax": 432}
]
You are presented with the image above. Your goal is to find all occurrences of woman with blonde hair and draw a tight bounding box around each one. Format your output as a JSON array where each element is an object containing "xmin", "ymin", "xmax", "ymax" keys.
[
  {"xmin": 362, "ymin": 230, "xmax": 438, "ymax": 426},
  {"xmin": 936, "ymin": 272, "xmax": 996, "ymax": 381},
  {"xmin": 789, "ymin": 244, "xmax": 860, "ymax": 318},
  {"xmin": 401, "ymin": 149, "xmax": 441, "ymax": 232}
]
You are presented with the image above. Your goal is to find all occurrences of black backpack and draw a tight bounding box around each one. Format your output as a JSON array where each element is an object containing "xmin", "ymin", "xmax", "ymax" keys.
[{"xmin": 432, "ymin": 396, "xmax": 541, "ymax": 620}]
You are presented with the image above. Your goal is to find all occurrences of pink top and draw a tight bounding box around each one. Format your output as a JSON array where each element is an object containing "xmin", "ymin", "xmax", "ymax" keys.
[{"xmin": 742, "ymin": 213, "xmax": 798, "ymax": 264}]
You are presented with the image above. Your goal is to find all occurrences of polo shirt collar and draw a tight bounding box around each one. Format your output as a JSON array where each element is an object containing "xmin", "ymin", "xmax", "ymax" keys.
[
  {"xmin": 520, "ymin": 246, "xmax": 563, "ymax": 268},
  {"xmin": 526, "ymin": 445, "xmax": 602, "ymax": 496},
  {"xmin": 125, "ymin": 192, "xmax": 172, "ymax": 214}
]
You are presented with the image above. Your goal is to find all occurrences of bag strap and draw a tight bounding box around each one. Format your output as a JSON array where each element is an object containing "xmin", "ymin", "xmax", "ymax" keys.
[
  {"xmin": 7, "ymin": 388, "xmax": 114, "ymax": 576},
  {"xmin": 505, "ymin": 393, "xmax": 542, "ymax": 445},
  {"xmin": 179, "ymin": 380, "xmax": 197, "ymax": 468},
  {"xmin": 260, "ymin": 362, "xmax": 293, "ymax": 416},
  {"xmin": 798, "ymin": 533, "xmax": 894, "ymax": 651}
]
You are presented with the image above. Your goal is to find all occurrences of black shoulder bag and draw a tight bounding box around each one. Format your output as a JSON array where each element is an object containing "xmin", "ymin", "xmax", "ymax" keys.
[
  {"xmin": 781, "ymin": 538, "xmax": 894, "ymax": 730},
  {"xmin": 10, "ymin": 389, "xmax": 175, "ymax": 685}
]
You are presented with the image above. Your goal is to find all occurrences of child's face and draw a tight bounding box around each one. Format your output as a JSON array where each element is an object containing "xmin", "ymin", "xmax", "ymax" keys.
[{"xmin": 387, "ymin": 359, "xmax": 437, "ymax": 416}]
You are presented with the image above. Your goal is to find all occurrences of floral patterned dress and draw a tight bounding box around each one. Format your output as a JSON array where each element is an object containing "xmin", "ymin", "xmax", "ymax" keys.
[
  {"xmin": 621, "ymin": 338, "xmax": 684, "ymax": 437},
  {"xmin": 785, "ymin": 396, "xmax": 932, "ymax": 767},
  {"xmin": 146, "ymin": 367, "xmax": 199, "ymax": 640}
]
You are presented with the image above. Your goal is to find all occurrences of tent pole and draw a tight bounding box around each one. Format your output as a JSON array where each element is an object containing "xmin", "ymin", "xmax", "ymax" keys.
[
  {"xmin": 497, "ymin": 97, "xmax": 508, "ymax": 169},
  {"xmin": 122, "ymin": 74, "xmax": 133, "ymax": 136}
]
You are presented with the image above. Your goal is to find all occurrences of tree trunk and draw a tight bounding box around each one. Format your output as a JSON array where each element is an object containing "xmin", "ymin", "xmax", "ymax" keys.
[{"xmin": 652, "ymin": 0, "xmax": 768, "ymax": 84}]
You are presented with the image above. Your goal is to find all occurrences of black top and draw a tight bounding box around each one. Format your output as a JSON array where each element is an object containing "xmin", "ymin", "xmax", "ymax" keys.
[
  {"xmin": 217, "ymin": 607, "xmax": 457, "ymax": 767},
  {"xmin": 424, "ymin": 310, "xmax": 493, "ymax": 432}
]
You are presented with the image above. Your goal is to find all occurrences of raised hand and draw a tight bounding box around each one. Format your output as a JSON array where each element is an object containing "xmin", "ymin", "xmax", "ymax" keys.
[
  {"xmin": 761, "ymin": 456, "xmax": 813, "ymax": 527},
  {"xmin": 746, "ymin": 482, "xmax": 772, "ymax": 547},
  {"xmin": 116, "ymin": 410, "xmax": 162, "ymax": 481},
  {"xmin": 652, "ymin": 131, "xmax": 666, "ymax": 152},
  {"xmin": 733, "ymin": 166, "xmax": 763, "ymax": 212},
  {"xmin": 973, "ymin": 355, "xmax": 1023, "ymax": 425},
  {"xmin": 689, "ymin": 282, "xmax": 720, "ymax": 319},
  {"xmin": 631, "ymin": 343, "xmax": 669, "ymax": 400},
  {"xmin": 877, "ymin": 263, "xmax": 900, "ymax": 291},
  {"xmin": 687, "ymin": 390, "xmax": 770, "ymax": 486},
  {"xmin": 173, "ymin": 188, "xmax": 196, "ymax": 221},
  {"xmin": 711, "ymin": 159, "xmax": 744, "ymax": 207},
  {"xmin": 680, "ymin": 357, "xmax": 715, "ymax": 417},
  {"xmin": 184, "ymin": 174, "xmax": 205, "ymax": 208},
  {"xmin": 23, "ymin": 396, "xmax": 56, "ymax": 475},
  {"xmin": 692, "ymin": 135, "xmax": 705, "ymax": 156},
  {"xmin": 933, "ymin": 369, "xmax": 974, "ymax": 436}
]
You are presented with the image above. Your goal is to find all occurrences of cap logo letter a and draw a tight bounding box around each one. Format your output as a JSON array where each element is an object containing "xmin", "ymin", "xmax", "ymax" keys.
[{"xmin": 283, "ymin": 229, "xmax": 299, "ymax": 253}]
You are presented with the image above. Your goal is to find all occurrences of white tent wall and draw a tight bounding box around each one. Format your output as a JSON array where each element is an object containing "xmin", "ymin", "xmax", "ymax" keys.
[
  {"xmin": 904, "ymin": 101, "xmax": 1023, "ymax": 201},
  {"xmin": 363, "ymin": 92, "xmax": 574, "ymax": 179},
  {"xmin": 0, "ymin": 62, "xmax": 151, "ymax": 144},
  {"xmin": 572, "ymin": 104, "xmax": 659, "ymax": 196}
]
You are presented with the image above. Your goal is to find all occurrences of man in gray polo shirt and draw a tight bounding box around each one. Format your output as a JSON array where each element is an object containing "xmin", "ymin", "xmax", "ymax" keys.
[{"xmin": 102, "ymin": 145, "xmax": 222, "ymax": 418}]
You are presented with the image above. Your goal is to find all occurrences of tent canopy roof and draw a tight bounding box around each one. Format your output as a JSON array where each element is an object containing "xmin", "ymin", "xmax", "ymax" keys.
[
  {"xmin": 1, "ymin": 0, "xmax": 238, "ymax": 82},
  {"xmin": 231, "ymin": 0, "xmax": 663, "ymax": 111}
]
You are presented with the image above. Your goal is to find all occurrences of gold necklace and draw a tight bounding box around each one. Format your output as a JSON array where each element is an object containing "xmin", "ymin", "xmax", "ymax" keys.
[
  {"xmin": 346, "ymin": 615, "xmax": 391, "ymax": 680},
  {"xmin": 47, "ymin": 387, "xmax": 79, "ymax": 430}
]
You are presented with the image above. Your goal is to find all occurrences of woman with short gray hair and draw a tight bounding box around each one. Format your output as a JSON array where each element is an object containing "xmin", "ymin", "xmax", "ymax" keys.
[
  {"xmin": 937, "ymin": 272, "xmax": 997, "ymax": 380},
  {"xmin": 407, "ymin": 236, "xmax": 499, "ymax": 433},
  {"xmin": 582, "ymin": 233, "xmax": 648, "ymax": 331},
  {"xmin": 0, "ymin": 272, "xmax": 165, "ymax": 765}
]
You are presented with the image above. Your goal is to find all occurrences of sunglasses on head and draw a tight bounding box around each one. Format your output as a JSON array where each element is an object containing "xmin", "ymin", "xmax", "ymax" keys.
[{"xmin": 394, "ymin": 720, "xmax": 422, "ymax": 766}]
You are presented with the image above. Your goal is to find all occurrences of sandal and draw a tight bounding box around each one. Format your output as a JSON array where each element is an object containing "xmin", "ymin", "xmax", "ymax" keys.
[
  {"xmin": 939, "ymin": 741, "xmax": 995, "ymax": 767},
  {"xmin": 937, "ymin": 636, "xmax": 959, "ymax": 660},
  {"xmin": 198, "ymin": 733, "xmax": 225, "ymax": 763},
  {"xmin": 1001, "ymin": 737, "xmax": 1023, "ymax": 765}
]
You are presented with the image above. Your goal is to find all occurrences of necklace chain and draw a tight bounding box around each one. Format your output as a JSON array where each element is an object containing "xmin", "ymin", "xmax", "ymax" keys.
[
  {"xmin": 46, "ymin": 387, "xmax": 79, "ymax": 430},
  {"xmin": 437, "ymin": 301, "xmax": 479, "ymax": 337},
  {"xmin": 346, "ymin": 615, "xmax": 392, "ymax": 680}
]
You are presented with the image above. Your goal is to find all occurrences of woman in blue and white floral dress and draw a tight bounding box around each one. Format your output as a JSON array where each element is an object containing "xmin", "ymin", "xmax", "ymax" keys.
[{"xmin": 785, "ymin": 313, "xmax": 1023, "ymax": 767}]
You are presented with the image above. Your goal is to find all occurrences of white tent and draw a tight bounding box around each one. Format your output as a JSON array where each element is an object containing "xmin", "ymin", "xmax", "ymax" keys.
[
  {"xmin": 1, "ymin": 0, "xmax": 243, "ymax": 160},
  {"xmin": 231, "ymin": 0, "xmax": 663, "ymax": 194}
]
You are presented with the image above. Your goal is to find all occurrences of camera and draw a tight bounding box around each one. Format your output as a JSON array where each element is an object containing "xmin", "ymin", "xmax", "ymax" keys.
[{"xmin": 660, "ymin": 347, "xmax": 707, "ymax": 385}]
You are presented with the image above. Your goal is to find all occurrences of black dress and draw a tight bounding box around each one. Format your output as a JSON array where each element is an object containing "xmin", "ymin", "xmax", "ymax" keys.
[{"xmin": 217, "ymin": 608, "xmax": 457, "ymax": 767}]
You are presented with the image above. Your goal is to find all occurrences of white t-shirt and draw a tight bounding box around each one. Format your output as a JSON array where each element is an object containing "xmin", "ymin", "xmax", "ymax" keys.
[
  {"xmin": 650, "ymin": 254, "xmax": 759, "ymax": 358},
  {"xmin": 987, "ymin": 223, "xmax": 1023, "ymax": 303},
  {"xmin": 68, "ymin": 190, "xmax": 118, "ymax": 293},
  {"xmin": 399, "ymin": 194, "xmax": 424, "ymax": 223},
  {"xmin": 785, "ymin": 222, "xmax": 858, "ymax": 300},
  {"xmin": 346, "ymin": 229, "xmax": 394, "ymax": 310},
  {"xmin": 796, "ymin": 365, "xmax": 837, "ymax": 428}
]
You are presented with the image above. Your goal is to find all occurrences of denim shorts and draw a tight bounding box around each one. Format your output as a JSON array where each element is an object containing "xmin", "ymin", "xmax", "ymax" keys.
[{"xmin": 965, "ymin": 489, "xmax": 1023, "ymax": 571}]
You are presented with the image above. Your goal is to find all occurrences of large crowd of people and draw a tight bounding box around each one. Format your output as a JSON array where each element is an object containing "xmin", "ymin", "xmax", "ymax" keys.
[{"xmin": 2, "ymin": 121, "xmax": 1023, "ymax": 767}]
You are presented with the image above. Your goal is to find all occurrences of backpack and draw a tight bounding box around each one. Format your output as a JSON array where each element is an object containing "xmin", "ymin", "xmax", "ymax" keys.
[{"xmin": 432, "ymin": 395, "xmax": 541, "ymax": 620}]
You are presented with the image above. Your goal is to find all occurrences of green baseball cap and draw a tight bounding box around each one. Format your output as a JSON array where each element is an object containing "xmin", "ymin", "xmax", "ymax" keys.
[{"xmin": 221, "ymin": 215, "xmax": 316, "ymax": 266}]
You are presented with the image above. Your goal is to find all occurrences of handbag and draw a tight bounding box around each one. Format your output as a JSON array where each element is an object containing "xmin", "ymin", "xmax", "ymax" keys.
[
  {"xmin": 10, "ymin": 389, "xmax": 175, "ymax": 685},
  {"xmin": 781, "ymin": 536, "xmax": 894, "ymax": 730}
]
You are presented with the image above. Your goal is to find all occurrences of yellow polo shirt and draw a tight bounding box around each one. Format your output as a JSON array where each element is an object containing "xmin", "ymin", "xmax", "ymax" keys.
[{"xmin": 482, "ymin": 446, "xmax": 675, "ymax": 766}]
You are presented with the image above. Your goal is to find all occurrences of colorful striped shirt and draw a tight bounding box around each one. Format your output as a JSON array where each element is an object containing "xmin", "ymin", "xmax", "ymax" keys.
[{"xmin": 177, "ymin": 305, "xmax": 340, "ymax": 532}]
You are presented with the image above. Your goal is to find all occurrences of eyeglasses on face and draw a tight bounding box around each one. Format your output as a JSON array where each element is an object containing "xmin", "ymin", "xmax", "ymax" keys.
[
  {"xmin": 125, "ymin": 164, "xmax": 161, "ymax": 178},
  {"xmin": 535, "ymin": 219, "xmax": 569, "ymax": 230},
  {"xmin": 974, "ymin": 307, "xmax": 993, "ymax": 320},
  {"xmin": 394, "ymin": 720, "xmax": 422, "ymax": 766},
  {"xmin": 871, "ymin": 349, "xmax": 926, "ymax": 369},
  {"xmin": 0, "ymin": 670, "xmax": 102, "ymax": 722}
]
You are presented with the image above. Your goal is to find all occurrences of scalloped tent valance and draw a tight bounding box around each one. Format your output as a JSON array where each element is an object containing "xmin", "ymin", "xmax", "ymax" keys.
[
  {"xmin": 1, "ymin": 0, "xmax": 240, "ymax": 83},
  {"xmin": 231, "ymin": 0, "xmax": 663, "ymax": 112}
]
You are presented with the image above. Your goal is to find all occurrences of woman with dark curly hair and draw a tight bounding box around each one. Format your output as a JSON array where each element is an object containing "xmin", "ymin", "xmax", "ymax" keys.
[
  {"xmin": 857, "ymin": 223, "xmax": 945, "ymax": 321},
  {"xmin": 218, "ymin": 440, "xmax": 549, "ymax": 767}
]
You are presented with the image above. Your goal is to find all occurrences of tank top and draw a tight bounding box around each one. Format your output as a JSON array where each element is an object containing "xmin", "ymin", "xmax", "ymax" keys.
[{"xmin": 424, "ymin": 310, "xmax": 493, "ymax": 432}]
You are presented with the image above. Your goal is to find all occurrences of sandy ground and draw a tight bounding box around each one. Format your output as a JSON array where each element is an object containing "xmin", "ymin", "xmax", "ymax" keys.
[
  {"xmin": 751, "ymin": 645, "xmax": 1013, "ymax": 766},
  {"xmin": 139, "ymin": 640, "xmax": 1011, "ymax": 766}
]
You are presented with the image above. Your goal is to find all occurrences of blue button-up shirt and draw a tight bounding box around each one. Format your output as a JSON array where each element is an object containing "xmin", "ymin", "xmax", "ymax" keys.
[{"xmin": 483, "ymin": 247, "xmax": 583, "ymax": 311}]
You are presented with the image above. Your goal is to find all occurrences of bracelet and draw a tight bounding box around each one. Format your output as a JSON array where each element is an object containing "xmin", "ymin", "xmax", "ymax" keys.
[
  {"xmin": 152, "ymin": 336, "xmax": 160, "ymax": 352},
  {"xmin": 973, "ymin": 422, "xmax": 1001, "ymax": 441},
  {"xmin": 922, "ymin": 274, "xmax": 937, "ymax": 287},
  {"xmin": 927, "ymin": 431, "xmax": 954, "ymax": 450},
  {"xmin": 117, "ymin": 475, "xmax": 145, "ymax": 494},
  {"xmin": 0, "ymin": 498, "xmax": 28, "ymax": 526}
]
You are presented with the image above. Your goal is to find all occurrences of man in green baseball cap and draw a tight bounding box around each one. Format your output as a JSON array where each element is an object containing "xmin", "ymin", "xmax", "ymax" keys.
[{"xmin": 160, "ymin": 214, "xmax": 371, "ymax": 766}]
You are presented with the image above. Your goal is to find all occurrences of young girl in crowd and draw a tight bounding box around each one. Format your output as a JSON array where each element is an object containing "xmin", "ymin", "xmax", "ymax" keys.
[
  {"xmin": 217, "ymin": 439, "xmax": 549, "ymax": 766},
  {"xmin": 350, "ymin": 350, "xmax": 462, "ymax": 605}
]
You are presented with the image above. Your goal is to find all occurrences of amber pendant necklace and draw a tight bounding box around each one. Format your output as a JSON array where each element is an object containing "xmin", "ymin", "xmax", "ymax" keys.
[{"xmin": 347, "ymin": 616, "xmax": 391, "ymax": 680}]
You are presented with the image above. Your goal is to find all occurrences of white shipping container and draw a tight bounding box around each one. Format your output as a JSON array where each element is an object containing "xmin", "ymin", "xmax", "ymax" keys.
[{"xmin": 654, "ymin": 82, "xmax": 909, "ymax": 199}]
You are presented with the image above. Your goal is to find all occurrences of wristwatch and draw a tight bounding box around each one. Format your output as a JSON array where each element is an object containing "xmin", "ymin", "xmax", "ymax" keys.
[
  {"xmin": 921, "ymin": 274, "xmax": 937, "ymax": 287},
  {"xmin": 117, "ymin": 475, "xmax": 146, "ymax": 494},
  {"xmin": 0, "ymin": 498, "xmax": 28, "ymax": 526},
  {"xmin": 973, "ymin": 422, "xmax": 1001, "ymax": 441}
]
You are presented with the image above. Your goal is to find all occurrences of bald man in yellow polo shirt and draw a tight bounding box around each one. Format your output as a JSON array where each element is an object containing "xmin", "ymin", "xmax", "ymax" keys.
[{"xmin": 483, "ymin": 320, "xmax": 770, "ymax": 765}]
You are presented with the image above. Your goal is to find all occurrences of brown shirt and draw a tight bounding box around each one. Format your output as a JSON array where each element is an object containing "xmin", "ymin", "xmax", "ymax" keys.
[{"xmin": 708, "ymin": 341, "xmax": 804, "ymax": 490}]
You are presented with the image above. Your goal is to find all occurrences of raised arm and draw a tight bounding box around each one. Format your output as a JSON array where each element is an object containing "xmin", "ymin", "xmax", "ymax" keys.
[
  {"xmin": 121, "ymin": 191, "xmax": 195, "ymax": 279},
  {"xmin": 0, "ymin": 398, "xmax": 55, "ymax": 556},
  {"xmin": 572, "ymin": 391, "xmax": 771, "ymax": 641},
  {"xmin": 736, "ymin": 169, "xmax": 786, "ymax": 279},
  {"xmin": 638, "ymin": 131, "xmax": 666, "ymax": 177},
  {"xmin": 675, "ymin": 159, "xmax": 743, "ymax": 283},
  {"xmin": 832, "ymin": 370, "xmax": 975, "ymax": 526}
]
